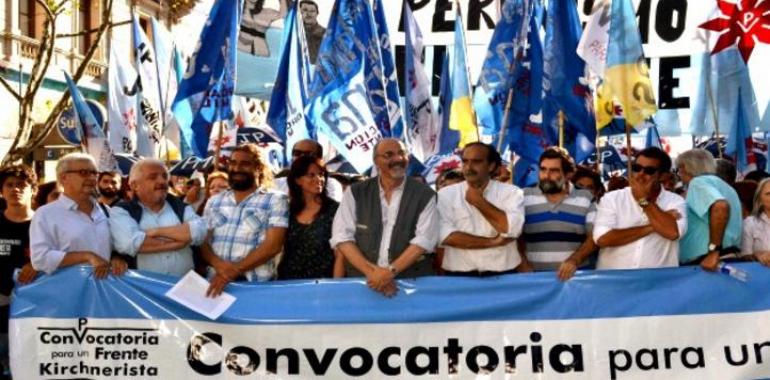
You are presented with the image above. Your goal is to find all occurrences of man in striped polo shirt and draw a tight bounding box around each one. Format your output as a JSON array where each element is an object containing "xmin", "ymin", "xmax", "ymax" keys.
[{"xmin": 520, "ymin": 148, "xmax": 597, "ymax": 280}]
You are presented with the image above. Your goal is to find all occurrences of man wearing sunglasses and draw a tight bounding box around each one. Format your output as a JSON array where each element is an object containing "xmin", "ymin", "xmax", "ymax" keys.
[
  {"xmin": 593, "ymin": 147, "xmax": 687, "ymax": 269},
  {"xmin": 30, "ymin": 153, "xmax": 127, "ymax": 278},
  {"xmin": 273, "ymin": 139, "xmax": 343, "ymax": 202}
]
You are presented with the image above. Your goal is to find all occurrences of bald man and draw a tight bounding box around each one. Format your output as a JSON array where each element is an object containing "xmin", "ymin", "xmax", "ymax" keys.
[{"xmin": 331, "ymin": 139, "xmax": 437, "ymax": 296}]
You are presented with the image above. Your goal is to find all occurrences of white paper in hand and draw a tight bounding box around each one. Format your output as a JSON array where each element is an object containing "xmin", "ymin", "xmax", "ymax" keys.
[{"xmin": 165, "ymin": 270, "xmax": 236, "ymax": 320}]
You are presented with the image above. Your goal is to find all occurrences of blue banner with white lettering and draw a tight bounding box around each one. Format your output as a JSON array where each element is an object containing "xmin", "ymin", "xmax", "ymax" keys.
[{"xmin": 10, "ymin": 265, "xmax": 770, "ymax": 379}]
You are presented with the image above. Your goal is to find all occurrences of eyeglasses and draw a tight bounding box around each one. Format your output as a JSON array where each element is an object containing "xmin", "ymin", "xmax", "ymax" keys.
[
  {"xmin": 376, "ymin": 150, "xmax": 408, "ymax": 160},
  {"xmin": 65, "ymin": 169, "xmax": 98, "ymax": 177},
  {"xmin": 631, "ymin": 163, "xmax": 659, "ymax": 175},
  {"xmin": 291, "ymin": 149, "xmax": 315, "ymax": 157}
]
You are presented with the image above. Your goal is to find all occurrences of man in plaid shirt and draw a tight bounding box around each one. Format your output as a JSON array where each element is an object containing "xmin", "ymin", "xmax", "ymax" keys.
[{"xmin": 202, "ymin": 144, "xmax": 288, "ymax": 296}]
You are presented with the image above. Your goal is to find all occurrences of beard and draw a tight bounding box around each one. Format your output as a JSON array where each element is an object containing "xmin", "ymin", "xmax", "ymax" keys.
[
  {"xmin": 229, "ymin": 171, "xmax": 256, "ymax": 191},
  {"xmin": 388, "ymin": 162, "xmax": 406, "ymax": 179},
  {"xmin": 98, "ymin": 187, "xmax": 117, "ymax": 198},
  {"xmin": 539, "ymin": 178, "xmax": 566, "ymax": 194}
]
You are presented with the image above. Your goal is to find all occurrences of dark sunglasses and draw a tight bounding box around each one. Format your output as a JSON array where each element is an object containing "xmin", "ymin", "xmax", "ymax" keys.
[
  {"xmin": 292, "ymin": 149, "xmax": 315, "ymax": 157},
  {"xmin": 631, "ymin": 163, "xmax": 659, "ymax": 175}
]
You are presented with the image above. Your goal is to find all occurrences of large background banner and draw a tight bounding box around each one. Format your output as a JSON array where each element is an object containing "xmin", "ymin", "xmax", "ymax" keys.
[{"xmin": 10, "ymin": 265, "xmax": 770, "ymax": 379}]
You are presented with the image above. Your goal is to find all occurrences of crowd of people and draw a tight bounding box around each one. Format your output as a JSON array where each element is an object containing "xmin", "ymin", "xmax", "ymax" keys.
[{"xmin": 1, "ymin": 138, "xmax": 769, "ymax": 373}]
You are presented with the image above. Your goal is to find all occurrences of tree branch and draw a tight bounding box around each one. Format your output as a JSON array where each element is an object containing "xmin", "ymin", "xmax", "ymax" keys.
[
  {"xmin": 56, "ymin": 19, "xmax": 131, "ymax": 38},
  {"xmin": 53, "ymin": 0, "xmax": 71, "ymax": 15},
  {"xmin": 27, "ymin": 0, "xmax": 115, "ymax": 154},
  {"xmin": 0, "ymin": 76, "xmax": 21, "ymax": 102},
  {"xmin": 1, "ymin": 0, "xmax": 115, "ymax": 166}
]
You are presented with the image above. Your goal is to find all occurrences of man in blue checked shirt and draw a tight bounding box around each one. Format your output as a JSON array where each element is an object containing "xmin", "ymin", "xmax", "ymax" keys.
[{"xmin": 202, "ymin": 144, "xmax": 288, "ymax": 297}]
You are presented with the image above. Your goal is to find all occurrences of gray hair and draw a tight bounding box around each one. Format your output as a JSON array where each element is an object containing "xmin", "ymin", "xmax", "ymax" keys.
[
  {"xmin": 752, "ymin": 178, "xmax": 770, "ymax": 218},
  {"xmin": 129, "ymin": 158, "xmax": 167, "ymax": 184},
  {"xmin": 675, "ymin": 149, "xmax": 716, "ymax": 177},
  {"xmin": 56, "ymin": 153, "xmax": 96, "ymax": 182}
]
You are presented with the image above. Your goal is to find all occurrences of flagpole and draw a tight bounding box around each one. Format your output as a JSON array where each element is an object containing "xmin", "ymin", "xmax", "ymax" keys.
[
  {"xmin": 496, "ymin": 69, "xmax": 518, "ymax": 152},
  {"xmin": 595, "ymin": 133, "xmax": 602, "ymax": 173},
  {"xmin": 625, "ymin": 122, "xmax": 632, "ymax": 173},
  {"xmin": 558, "ymin": 110, "xmax": 565, "ymax": 149},
  {"xmin": 705, "ymin": 60, "xmax": 723, "ymax": 158},
  {"xmin": 213, "ymin": 103, "xmax": 224, "ymax": 168}
]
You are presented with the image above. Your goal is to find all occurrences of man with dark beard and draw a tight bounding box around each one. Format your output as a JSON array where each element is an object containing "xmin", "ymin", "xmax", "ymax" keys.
[
  {"xmin": 519, "ymin": 148, "xmax": 597, "ymax": 280},
  {"xmin": 201, "ymin": 144, "xmax": 288, "ymax": 297},
  {"xmin": 97, "ymin": 171, "xmax": 121, "ymax": 207},
  {"xmin": 332, "ymin": 138, "xmax": 437, "ymax": 297}
]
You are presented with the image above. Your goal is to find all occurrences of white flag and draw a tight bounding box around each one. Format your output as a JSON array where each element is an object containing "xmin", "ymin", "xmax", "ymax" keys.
[
  {"xmin": 576, "ymin": 0, "xmax": 610, "ymax": 76},
  {"xmin": 107, "ymin": 46, "xmax": 138, "ymax": 155},
  {"xmin": 403, "ymin": 2, "xmax": 437, "ymax": 162},
  {"xmin": 152, "ymin": 18, "xmax": 182, "ymax": 158},
  {"xmin": 133, "ymin": 17, "xmax": 163, "ymax": 157}
]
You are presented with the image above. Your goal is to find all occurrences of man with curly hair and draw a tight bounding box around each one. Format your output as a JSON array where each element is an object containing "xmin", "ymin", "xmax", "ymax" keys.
[{"xmin": 201, "ymin": 144, "xmax": 288, "ymax": 297}]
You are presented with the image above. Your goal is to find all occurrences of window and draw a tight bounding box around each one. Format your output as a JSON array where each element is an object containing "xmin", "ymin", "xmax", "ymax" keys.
[
  {"xmin": 78, "ymin": 0, "xmax": 95, "ymax": 55},
  {"xmin": 18, "ymin": 0, "xmax": 30, "ymax": 36},
  {"xmin": 18, "ymin": 0, "xmax": 43, "ymax": 38}
]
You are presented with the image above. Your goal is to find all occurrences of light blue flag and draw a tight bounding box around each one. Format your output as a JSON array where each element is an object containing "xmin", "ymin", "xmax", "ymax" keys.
[
  {"xmin": 645, "ymin": 124, "xmax": 662, "ymax": 149},
  {"xmin": 63, "ymin": 71, "xmax": 118, "ymax": 172},
  {"xmin": 372, "ymin": 0, "xmax": 404, "ymax": 138},
  {"xmin": 266, "ymin": 1, "xmax": 312, "ymax": 163},
  {"xmin": 725, "ymin": 92, "xmax": 757, "ymax": 173},
  {"xmin": 542, "ymin": 0, "xmax": 595, "ymax": 162},
  {"xmin": 306, "ymin": 59, "xmax": 379, "ymax": 174},
  {"xmin": 473, "ymin": 0, "xmax": 529, "ymax": 138},
  {"xmin": 309, "ymin": 0, "xmax": 391, "ymax": 138},
  {"xmin": 690, "ymin": 48, "xmax": 760, "ymax": 139},
  {"xmin": 436, "ymin": 51, "xmax": 457, "ymax": 156},
  {"xmin": 173, "ymin": 0, "xmax": 240, "ymax": 157},
  {"xmin": 172, "ymin": 47, "xmax": 194, "ymax": 158}
]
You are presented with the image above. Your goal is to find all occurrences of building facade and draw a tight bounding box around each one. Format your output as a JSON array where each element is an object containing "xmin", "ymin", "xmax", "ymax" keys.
[{"xmin": 0, "ymin": 0, "xmax": 211, "ymax": 178}]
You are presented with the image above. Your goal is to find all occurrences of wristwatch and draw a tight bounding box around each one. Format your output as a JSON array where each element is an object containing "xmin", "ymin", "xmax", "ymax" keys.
[
  {"xmin": 708, "ymin": 243, "xmax": 722, "ymax": 253},
  {"xmin": 637, "ymin": 198, "xmax": 650, "ymax": 208},
  {"xmin": 388, "ymin": 264, "xmax": 398, "ymax": 275}
]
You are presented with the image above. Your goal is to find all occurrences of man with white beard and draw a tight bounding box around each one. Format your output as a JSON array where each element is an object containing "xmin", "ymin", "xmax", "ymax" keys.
[{"xmin": 519, "ymin": 148, "xmax": 597, "ymax": 280}]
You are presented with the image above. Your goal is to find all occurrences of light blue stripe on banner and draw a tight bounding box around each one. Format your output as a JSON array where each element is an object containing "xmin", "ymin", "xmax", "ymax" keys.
[{"xmin": 11, "ymin": 264, "xmax": 770, "ymax": 324}]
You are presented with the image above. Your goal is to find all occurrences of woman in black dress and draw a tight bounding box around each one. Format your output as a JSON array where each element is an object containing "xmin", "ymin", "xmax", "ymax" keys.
[{"xmin": 277, "ymin": 156, "xmax": 341, "ymax": 280}]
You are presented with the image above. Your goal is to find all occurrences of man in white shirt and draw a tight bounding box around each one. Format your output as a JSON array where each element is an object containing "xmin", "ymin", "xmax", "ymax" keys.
[
  {"xmin": 593, "ymin": 147, "xmax": 687, "ymax": 269},
  {"xmin": 438, "ymin": 142, "xmax": 525, "ymax": 276},
  {"xmin": 30, "ymin": 153, "xmax": 127, "ymax": 278},
  {"xmin": 273, "ymin": 139, "xmax": 343, "ymax": 202},
  {"xmin": 331, "ymin": 138, "xmax": 437, "ymax": 296}
]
